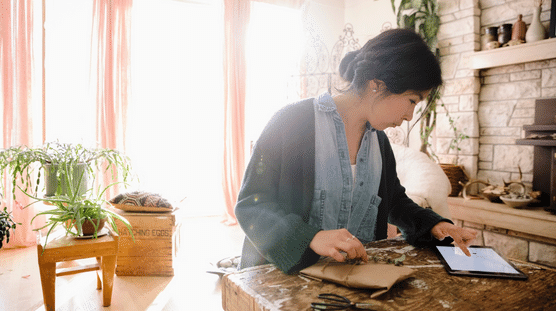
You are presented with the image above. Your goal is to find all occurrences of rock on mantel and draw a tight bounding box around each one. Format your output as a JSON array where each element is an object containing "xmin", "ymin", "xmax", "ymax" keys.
[{"xmin": 471, "ymin": 38, "xmax": 556, "ymax": 70}]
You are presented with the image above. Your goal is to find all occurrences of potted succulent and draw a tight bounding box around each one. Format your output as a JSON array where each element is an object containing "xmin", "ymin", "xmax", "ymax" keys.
[
  {"xmin": 0, "ymin": 207, "xmax": 20, "ymax": 249},
  {"xmin": 0, "ymin": 141, "xmax": 134, "ymax": 200}
]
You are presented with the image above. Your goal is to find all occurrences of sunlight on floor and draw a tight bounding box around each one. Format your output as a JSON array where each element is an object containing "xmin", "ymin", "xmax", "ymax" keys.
[{"xmin": 0, "ymin": 216, "xmax": 245, "ymax": 311}]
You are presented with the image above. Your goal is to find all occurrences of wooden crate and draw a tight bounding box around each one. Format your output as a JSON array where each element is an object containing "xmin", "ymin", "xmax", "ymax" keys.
[{"xmin": 112, "ymin": 207, "xmax": 182, "ymax": 276}]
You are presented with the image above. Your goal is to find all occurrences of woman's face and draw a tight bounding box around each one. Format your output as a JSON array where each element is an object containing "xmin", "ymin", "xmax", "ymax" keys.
[{"xmin": 366, "ymin": 89, "xmax": 431, "ymax": 131}]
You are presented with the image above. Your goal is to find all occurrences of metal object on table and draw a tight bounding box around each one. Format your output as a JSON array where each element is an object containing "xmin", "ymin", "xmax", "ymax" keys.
[{"xmin": 311, "ymin": 293, "xmax": 377, "ymax": 310}]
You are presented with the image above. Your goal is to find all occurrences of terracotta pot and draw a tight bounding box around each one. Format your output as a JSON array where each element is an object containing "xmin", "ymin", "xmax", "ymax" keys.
[{"xmin": 75, "ymin": 218, "xmax": 106, "ymax": 236}]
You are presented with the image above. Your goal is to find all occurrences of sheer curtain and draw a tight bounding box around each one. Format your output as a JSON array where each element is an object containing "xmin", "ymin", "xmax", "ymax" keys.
[
  {"xmin": 222, "ymin": 0, "xmax": 249, "ymax": 226},
  {"xmin": 0, "ymin": 0, "xmax": 44, "ymax": 248},
  {"xmin": 92, "ymin": 0, "xmax": 132, "ymax": 200},
  {"xmin": 221, "ymin": 0, "xmax": 304, "ymax": 225}
]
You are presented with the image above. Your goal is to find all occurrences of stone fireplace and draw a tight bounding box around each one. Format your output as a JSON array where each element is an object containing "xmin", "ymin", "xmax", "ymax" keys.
[{"xmin": 436, "ymin": 0, "xmax": 556, "ymax": 268}]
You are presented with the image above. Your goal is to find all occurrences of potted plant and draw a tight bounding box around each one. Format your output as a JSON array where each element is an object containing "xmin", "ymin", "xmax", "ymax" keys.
[
  {"xmin": 21, "ymin": 175, "xmax": 134, "ymax": 248},
  {"xmin": 0, "ymin": 141, "xmax": 136, "ymax": 246},
  {"xmin": 0, "ymin": 141, "xmax": 134, "ymax": 200},
  {"xmin": 0, "ymin": 207, "xmax": 20, "ymax": 249},
  {"xmin": 392, "ymin": 0, "xmax": 469, "ymax": 196}
]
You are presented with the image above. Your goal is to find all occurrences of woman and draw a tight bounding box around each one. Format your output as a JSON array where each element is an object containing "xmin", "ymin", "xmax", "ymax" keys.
[{"xmin": 235, "ymin": 29, "xmax": 477, "ymax": 274}]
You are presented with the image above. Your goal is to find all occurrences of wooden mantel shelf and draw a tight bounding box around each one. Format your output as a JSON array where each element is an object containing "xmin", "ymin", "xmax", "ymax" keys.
[
  {"xmin": 447, "ymin": 197, "xmax": 556, "ymax": 239},
  {"xmin": 470, "ymin": 37, "xmax": 556, "ymax": 70}
]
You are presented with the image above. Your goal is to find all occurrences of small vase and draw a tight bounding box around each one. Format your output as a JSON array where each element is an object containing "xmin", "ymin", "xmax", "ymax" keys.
[{"xmin": 525, "ymin": 6, "xmax": 547, "ymax": 43}]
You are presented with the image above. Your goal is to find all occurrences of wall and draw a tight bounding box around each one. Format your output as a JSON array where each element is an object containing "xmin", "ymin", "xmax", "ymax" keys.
[
  {"xmin": 439, "ymin": 0, "xmax": 556, "ymax": 268},
  {"xmin": 436, "ymin": 0, "xmax": 555, "ymax": 186},
  {"xmin": 344, "ymin": 0, "xmax": 423, "ymax": 147},
  {"xmin": 304, "ymin": 0, "xmax": 346, "ymax": 53}
]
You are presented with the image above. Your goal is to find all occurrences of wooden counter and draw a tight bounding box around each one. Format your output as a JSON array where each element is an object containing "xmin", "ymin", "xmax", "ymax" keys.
[{"xmin": 222, "ymin": 238, "xmax": 556, "ymax": 311}]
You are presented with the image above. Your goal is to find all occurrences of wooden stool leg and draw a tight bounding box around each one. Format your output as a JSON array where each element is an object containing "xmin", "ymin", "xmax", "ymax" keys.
[
  {"xmin": 101, "ymin": 255, "xmax": 117, "ymax": 307},
  {"xmin": 38, "ymin": 261, "xmax": 57, "ymax": 311},
  {"xmin": 96, "ymin": 257, "xmax": 102, "ymax": 290}
]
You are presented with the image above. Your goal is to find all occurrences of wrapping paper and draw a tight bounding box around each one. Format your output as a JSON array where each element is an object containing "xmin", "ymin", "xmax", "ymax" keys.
[{"xmin": 300, "ymin": 261, "xmax": 415, "ymax": 298}]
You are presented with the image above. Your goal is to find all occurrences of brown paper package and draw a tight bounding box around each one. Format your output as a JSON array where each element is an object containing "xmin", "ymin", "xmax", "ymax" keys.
[{"xmin": 300, "ymin": 261, "xmax": 415, "ymax": 298}]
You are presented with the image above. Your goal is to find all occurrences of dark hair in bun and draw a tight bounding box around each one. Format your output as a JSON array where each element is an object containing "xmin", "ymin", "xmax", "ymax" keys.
[{"xmin": 338, "ymin": 28, "xmax": 442, "ymax": 95}]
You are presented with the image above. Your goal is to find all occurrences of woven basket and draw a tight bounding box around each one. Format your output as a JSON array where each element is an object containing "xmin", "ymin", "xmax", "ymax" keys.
[{"xmin": 439, "ymin": 164, "xmax": 467, "ymax": 197}]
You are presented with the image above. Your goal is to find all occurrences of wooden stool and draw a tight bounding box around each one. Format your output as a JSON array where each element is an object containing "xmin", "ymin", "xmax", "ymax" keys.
[{"xmin": 36, "ymin": 229, "xmax": 119, "ymax": 311}]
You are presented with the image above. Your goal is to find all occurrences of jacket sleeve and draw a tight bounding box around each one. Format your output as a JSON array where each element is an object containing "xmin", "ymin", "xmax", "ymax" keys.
[
  {"xmin": 235, "ymin": 104, "xmax": 321, "ymax": 274},
  {"xmin": 381, "ymin": 136, "xmax": 454, "ymax": 246}
]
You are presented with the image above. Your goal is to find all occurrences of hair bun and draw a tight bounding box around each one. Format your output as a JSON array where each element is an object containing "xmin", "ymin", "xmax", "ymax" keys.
[{"xmin": 339, "ymin": 50, "xmax": 359, "ymax": 82}]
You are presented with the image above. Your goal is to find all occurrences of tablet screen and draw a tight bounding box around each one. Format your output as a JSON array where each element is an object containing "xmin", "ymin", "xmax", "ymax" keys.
[{"xmin": 436, "ymin": 245, "xmax": 521, "ymax": 275}]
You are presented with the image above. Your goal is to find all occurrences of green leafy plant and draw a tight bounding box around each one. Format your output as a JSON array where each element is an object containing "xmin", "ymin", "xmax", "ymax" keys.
[
  {"xmin": 0, "ymin": 141, "xmax": 136, "ymax": 248},
  {"xmin": 0, "ymin": 207, "xmax": 21, "ymax": 249},
  {"xmin": 20, "ymin": 161, "xmax": 134, "ymax": 248},
  {"xmin": 0, "ymin": 141, "xmax": 134, "ymax": 200}
]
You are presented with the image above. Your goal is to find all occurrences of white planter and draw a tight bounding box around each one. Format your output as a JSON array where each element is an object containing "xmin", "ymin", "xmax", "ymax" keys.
[{"xmin": 44, "ymin": 163, "xmax": 89, "ymax": 197}]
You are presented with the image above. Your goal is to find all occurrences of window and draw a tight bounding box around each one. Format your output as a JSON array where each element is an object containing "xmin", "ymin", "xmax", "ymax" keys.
[
  {"xmin": 127, "ymin": 0, "xmax": 224, "ymax": 215},
  {"xmin": 245, "ymin": 2, "xmax": 304, "ymax": 151},
  {"xmin": 44, "ymin": 0, "xmax": 95, "ymax": 144}
]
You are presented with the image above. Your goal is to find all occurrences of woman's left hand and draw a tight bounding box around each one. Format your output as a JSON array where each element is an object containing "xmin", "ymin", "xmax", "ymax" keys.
[{"xmin": 430, "ymin": 222, "xmax": 477, "ymax": 256}]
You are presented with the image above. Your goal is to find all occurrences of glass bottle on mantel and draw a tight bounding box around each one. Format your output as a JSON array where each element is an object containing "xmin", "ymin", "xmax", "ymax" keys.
[{"xmin": 525, "ymin": 6, "xmax": 547, "ymax": 43}]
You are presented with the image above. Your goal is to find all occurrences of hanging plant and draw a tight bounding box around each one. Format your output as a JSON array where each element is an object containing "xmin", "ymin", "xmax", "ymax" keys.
[
  {"xmin": 0, "ymin": 141, "xmax": 134, "ymax": 201},
  {"xmin": 391, "ymin": 0, "xmax": 468, "ymax": 163}
]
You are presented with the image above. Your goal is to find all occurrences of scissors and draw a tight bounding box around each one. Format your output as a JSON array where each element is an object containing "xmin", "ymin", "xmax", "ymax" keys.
[{"xmin": 311, "ymin": 293, "xmax": 377, "ymax": 310}]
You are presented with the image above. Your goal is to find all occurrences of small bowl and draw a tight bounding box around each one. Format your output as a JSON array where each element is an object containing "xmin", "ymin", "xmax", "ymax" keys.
[{"xmin": 500, "ymin": 194, "xmax": 533, "ymax": 209}]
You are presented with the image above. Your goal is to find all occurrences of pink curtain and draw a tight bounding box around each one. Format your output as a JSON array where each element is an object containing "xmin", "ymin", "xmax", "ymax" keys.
[
  {"xmin": 92, "ymin": 0, "xmax": 132, "ymax": 200},
  {"xmin": 222, "ymin": 0, "xmax": 305, "ymax": 226},
  {"xmin": 0, "ymin": 0, "xmax": 44, "ymax": 248},
  {"xmin": 222, "ymin": 0, "xmax": 250, "ymax": 226}
]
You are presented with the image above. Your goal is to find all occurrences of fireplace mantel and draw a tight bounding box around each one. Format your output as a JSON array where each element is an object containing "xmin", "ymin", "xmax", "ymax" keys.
[
  {"xmin": 447, "ymin": 197, "xmax": 556, "ymax": 240},
  {"xmin": 470, "ymin": 37, "xmax": 556, "ymax": 70}
]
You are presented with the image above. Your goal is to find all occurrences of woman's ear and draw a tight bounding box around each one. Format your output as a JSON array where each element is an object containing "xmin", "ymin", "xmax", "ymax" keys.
[{"xmin": 367, "ymin": 79, "xmax": 386, "ymax": 94}]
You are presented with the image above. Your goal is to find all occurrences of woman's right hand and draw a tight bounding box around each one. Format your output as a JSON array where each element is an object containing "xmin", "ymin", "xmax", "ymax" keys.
[{"xmin": 309, "ymin": 229, "xmax": 368, "ymax": 263}]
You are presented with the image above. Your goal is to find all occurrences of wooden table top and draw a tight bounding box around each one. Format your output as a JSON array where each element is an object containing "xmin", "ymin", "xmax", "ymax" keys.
[{"xmin": 222, "ymin": 238, "xmax": 556, "ymax": 311}]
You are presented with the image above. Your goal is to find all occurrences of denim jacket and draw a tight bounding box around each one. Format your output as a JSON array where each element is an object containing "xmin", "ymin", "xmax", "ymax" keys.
[{"xmin": 310, "ymin": 93, "xmax": 382, "ymax": 243}]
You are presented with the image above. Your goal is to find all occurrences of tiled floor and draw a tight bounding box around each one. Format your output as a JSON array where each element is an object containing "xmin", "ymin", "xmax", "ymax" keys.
[{"xmin": 0, "ymin": 215, "xmax": 245, "ymax": 311}]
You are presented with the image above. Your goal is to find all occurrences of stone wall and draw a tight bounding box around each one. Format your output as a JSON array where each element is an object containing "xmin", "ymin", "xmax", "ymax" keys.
[
  {"xmin": 438, "ymin": 0, "xmax": 556, "ymax": 268},
  {"xmin": 436, "ymin": 0, "xmax": 554, "ymax": 187}
]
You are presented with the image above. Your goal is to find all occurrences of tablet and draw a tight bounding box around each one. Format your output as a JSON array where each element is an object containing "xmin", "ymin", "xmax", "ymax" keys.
[{"xmin": 434, "ymin": 245, "xmax": 528, "ymax": 280}]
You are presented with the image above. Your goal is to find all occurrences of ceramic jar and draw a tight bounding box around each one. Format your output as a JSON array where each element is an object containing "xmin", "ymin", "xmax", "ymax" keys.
[
  {"xmin": 512, "ymin": 14, "xmax": 527, "ymax": 41},
  {"xmin": 485, "ymin": 26, "xmax": 498, "ymax": 42},
  {"xmin": 525, "ymin": 6, "xmax": 547, "ymax": 43},
  {"xmin": 498, "ymin": 24, "xmax": 513, "ymax": 46},
  {"xmin": 483, "ymin": 26, "xmax": 499, "ymax": 50}
]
